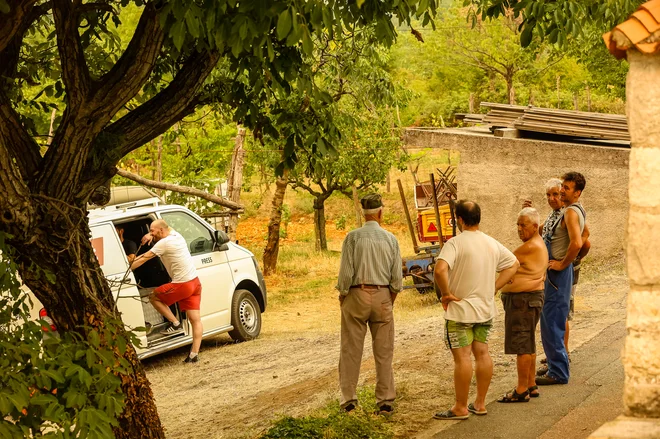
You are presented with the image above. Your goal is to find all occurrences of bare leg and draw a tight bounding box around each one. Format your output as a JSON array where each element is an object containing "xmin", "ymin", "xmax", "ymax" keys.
[
  {"xmin": 516, "ymin": 354, "xmax": 532, "ymax": 394},
  {"xmin": 450, "ymin": 346, "xmax": 472, "ymax": 416},
  {"xmin": 150, "ymin": 294, "xmax": 179, "ymax": 325},
  {"xmin": 528, "ymin": 354, "xmax": 539, "ymax": 395},
  {"xmin": 186, "ymin": 310, "xmax": 203, "ymax": 354},
  {"xmin": 471, "ymin": 341, "xmax": 492, "ymax": 412}
]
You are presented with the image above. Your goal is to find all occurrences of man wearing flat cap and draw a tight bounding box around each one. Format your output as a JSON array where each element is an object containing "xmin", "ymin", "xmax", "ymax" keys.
[{"xmin": 336, "ymin": 192, "xmax": 403, "ymax": 415}]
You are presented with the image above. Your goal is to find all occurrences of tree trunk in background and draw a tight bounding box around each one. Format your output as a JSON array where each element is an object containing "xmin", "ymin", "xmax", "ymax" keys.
[
  {"xmin": 226, "ymin": 126, "xmax": 246, "ymax": 241},
  {"xmin": 573, "ymin": 92, "xmax": 579, "ymax": 111},
  {"xmin": 469, "ymin": 93, "xmax": 475, "ymax": 113},
  {"xmin": 352, "ymin": 185, "xmax": 362, "ymax": 229},
  {"xmin": 263, "ymin": 171, "xmax": 288, "ymax": 275},
  {"xmin": 156, "ymin": 135, "xmax": 163, "ymax": 199},
  {"xmin": 586, "ymin": 84, "xmax": 592, "ymax": 112},
  {"xmin": 313, "ymin": 196, "xmax": 329, "ymax": 251}
]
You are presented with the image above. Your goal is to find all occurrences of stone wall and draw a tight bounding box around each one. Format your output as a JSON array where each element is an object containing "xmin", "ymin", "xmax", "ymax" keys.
[{"xmin": 404, "ymin": 129, "xmax": 630, "ymax": 261}]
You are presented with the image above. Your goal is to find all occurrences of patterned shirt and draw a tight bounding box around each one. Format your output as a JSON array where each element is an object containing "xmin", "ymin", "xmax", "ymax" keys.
[
  {"xmin": 336, "ymin": 221, "xmax": 403, "ymax": 296},
  {"xmin": 542, "ymin": 208, "xmax": 564, "ymax": 242}
]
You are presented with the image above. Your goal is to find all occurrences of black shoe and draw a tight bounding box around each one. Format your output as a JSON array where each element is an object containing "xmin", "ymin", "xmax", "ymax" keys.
[
  {"xmin": 183, "ymin": 354, "xmax": 199, "ymax": 363},
  {"xmin": 343, "ymin": 402, "xmax": 356, "ymax": 413},
  {"xmin": 161, "ymin": 321, "xmax": 183, "ymax": 336},
  {"xmin": 376, "ymin": 404, "xmax": 394, "ymax": 416}
]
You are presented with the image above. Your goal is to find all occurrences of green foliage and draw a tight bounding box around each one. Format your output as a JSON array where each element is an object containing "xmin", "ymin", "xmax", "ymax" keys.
[
  {"xmin": 260, "ymin": 388, "xmax": 392, "ymax": 439},
  {"xmin": 279, "ymin": 204, "xmax": 291, "ymax": 239},
  {"xmin": 390, "ymin": 3, "xmax": 629, "ymax": 125},
  {"xmin": 335, "ymin": 214, "xmax": 347, "ymax": 230},
  {"xmin": 465, "ymin": 0, "xmax": 643, "ymax": 49},
  {"xmin": 0, "ymin": 233, "xmax": 130, "ymax": 439}
]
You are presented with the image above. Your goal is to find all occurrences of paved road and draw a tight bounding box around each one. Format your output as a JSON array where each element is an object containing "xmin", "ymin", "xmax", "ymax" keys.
[{"xmin": 421, "ymin": 321, "xmax": 625, "ymax": 439}]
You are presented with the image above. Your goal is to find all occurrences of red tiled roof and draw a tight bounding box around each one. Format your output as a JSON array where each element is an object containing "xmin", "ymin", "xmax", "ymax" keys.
[{"xmin": 603, "ymin": 0, "xmax": 660, "ymax": 59}]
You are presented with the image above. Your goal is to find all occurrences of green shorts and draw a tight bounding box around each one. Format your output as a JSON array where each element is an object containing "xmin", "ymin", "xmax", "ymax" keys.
[{"xmin": 444, "ymin": 319, "xmax": 493, "ymax": 349}]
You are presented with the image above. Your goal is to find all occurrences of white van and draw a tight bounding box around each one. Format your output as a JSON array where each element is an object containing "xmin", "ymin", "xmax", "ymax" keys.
[{"xmin": 33, "ymin": 187, "xmax": 267, "ymax": 359}]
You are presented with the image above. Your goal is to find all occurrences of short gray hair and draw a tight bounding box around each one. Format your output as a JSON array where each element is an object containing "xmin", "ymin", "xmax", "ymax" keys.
[
  {"xmin": 362, "ymin": 206, "xmax": 383, "ymax": 216},
  {"xmin": 518, "ymin": 207, "xmax": 540, "ymax": 225},
  {"xmin": 545, "ymin": 178, "xmax": 562, "ymax": 191}
]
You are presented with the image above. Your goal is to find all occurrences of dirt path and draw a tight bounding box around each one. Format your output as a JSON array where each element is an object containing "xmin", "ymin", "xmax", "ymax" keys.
[{"xmin": 146, "ymin": 265, "xmax": 627, "ymax": 439}]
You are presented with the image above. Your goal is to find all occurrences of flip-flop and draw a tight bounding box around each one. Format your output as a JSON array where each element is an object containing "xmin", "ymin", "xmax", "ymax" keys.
[
  {"xmin": 433, "ymin": 409, "xmax": 469, "ymax": 420},
  {"xmin": 467, "ymin": 403, "xmax": 487, "ymax": 415}
]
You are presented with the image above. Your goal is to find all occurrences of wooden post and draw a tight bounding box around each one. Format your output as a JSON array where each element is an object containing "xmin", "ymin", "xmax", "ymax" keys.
[
  {"xmin": 386, "ymin": 173, "xmax": 391, "ymax": 193},
  {"xmin": 352, "ymin": 185, "xmax": 362, "ymax": 228},
  {"xmin": 429, "ymin": 173, "xmax": 444, "ymax": 248},
  {"xmin": 226, "ymin": 126, "xmax": 247, "ymax": 240},
  {"xmin": 469, "ymin": 93, "xmax": 475, "ymax": 113},
  {"xmin": 556, "ymin": 75, "xmax": 561, "ymax": 108},
  {"xmin": 573, "ymin": 92, "xmax": 579, "ymax": 111},
  {"xmin": 397, "ymin": 179, "xmax": 419, "ymax": 254},
  {"xmin": 586, "ymin": 84, "xmax": 592, "ymax": 112},
  {"xmin": 47, "ymin": 109, "xmax": 56, "ymax": 147}
]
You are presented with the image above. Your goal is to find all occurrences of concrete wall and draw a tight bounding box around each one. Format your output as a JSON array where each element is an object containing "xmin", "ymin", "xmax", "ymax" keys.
[{"xmin": 404, "ymin": 129, "xmax": 629, "ymax": 261}]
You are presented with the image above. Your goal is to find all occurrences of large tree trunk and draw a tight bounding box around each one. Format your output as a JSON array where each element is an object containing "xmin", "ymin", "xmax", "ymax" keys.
[
  {"xmin": 263, "ymin": 172, "xmax": 288, "ymax": 275},
  {"xmin": 2, "ymin": 195, "xmax": 164, "ymax": 438},
  {"xmin": 226, "ymin": 126, "xmax": 246, "ymax": 241},
  {"xmin": 313, "ymin": 196, "xmax": 329, "ymax": 251}
]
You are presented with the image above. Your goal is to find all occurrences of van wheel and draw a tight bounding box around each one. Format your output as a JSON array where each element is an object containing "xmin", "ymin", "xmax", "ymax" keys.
[{"xmin": 228, "ymin": 289, "xmax": 262, "ymax": 342}]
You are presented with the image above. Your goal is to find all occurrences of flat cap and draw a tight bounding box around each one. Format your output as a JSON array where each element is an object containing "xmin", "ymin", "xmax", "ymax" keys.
[{"xmin": 360, "ymin": 193, "xmax": 383, "ymax": 209}]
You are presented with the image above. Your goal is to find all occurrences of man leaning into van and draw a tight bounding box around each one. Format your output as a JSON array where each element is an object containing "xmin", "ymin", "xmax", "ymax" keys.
[{"xmin": 131, "ymin": 219, "xmax": 203, "ymax": 363}]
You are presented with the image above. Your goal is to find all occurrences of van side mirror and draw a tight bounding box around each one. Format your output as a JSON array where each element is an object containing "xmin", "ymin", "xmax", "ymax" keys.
[{"xmin": 214, "ymin": 230, "xmax": 230, "ymax": 246}]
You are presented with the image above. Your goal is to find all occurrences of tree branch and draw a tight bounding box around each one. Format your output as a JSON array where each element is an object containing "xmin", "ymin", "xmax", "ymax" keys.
[
  {"xmin": 115, "ymin": 169, "xmax": 243, "ymax": 210},
  {"xmin": 0, "ymin": 0, "xmax": 39, "ymax": 53},
  {"xmin": 0, "ymin": 88, "xmax": 41, "ymax": 180},
  {"xmin": 0, "ymin": 1, "xmax": 51, "ymax": 81},
  {"xmin": 91, "ymin": 3, "xmax": 165, "ymax": 116},
  {"xmin": 52, "ymin": 0, "xmax": 91, "ymax": 108},
  {"xmin": 102, "ymin": 50, "xmax": 220, "ymax": 160}
]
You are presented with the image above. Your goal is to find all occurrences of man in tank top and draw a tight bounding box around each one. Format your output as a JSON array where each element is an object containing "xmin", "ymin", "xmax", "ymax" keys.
[{"xmin": 536, "ymin": 172, "xmax": 587, "ymax": 386}]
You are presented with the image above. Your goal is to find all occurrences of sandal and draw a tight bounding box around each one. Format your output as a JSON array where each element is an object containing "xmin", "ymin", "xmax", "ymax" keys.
[
  {"xmin": 467, "ymin": 403, "xmax": 487, "ymax": 415},
  {"xmin": 497, "ymin": 388, "xmax": 530, "ymax": 403},
  {"xmin": 528, "ymin": 385, "xmax": 540, "ymax": 398},
  {"xmin": 433, "ymin": 409, "xmax": 469, "ymax": 420}
]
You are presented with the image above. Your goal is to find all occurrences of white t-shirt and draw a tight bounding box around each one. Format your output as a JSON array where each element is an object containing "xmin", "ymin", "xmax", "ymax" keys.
[
  {"xmin": 151, "ymin": 231, "xmax": 197, "ymax": 283},
  {"xmin": 437, "ymin": 230, "xmax": 517, "ymax": 323}
]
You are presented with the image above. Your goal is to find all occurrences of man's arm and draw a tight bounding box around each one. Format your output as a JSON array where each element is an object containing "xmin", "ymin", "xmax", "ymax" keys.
[
  {"xmin": 495, "ymin": 260, "xmax": 520, "ymax": 291},
  {"xmin": 130, "ymin": 251, "xmax": 157, "ymax": 271},
  {"xmin": 433, "ymin": 259, "xmax": 460, "ymax": 311},
  {"xmin": 335, "ymin": 237, "xmax": 354, "ymax": 301},
  {"xmin": 549, "ymin": 209, "xmax": 582, "ymax": 271},
  {"xmin": 389, "ymin": 241, "xmax": 403, "ymax": 304}
]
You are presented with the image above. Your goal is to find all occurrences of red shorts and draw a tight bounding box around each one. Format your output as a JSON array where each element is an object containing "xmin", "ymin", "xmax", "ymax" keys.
[{"xmin": 154, "ymin": 277, "xmax": 202, "ymax": 311}]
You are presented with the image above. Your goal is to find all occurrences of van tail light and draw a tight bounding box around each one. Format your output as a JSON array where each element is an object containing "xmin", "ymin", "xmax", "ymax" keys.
[{"xmin": 39, "ymin": 308, "xmax": 57, "ymax": 332}]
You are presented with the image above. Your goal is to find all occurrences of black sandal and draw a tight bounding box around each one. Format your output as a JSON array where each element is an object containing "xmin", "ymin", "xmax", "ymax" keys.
[
  {"xmin": 497, "ymin": 388, "xmax": 530, "ymax": 403},
  {"xmin": 528, "ymin": 385, "xmax": 540, "ymax": 398}
]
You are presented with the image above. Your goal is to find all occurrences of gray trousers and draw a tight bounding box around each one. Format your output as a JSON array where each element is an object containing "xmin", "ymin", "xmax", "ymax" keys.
[{"xmin": 339, "ymin": 286, "xmax": 395, "ymax": 408}]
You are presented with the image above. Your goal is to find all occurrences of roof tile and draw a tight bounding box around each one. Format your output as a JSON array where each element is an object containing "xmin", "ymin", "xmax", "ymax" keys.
[
  {"xmin": 616, "ymin": 18, "xmax": 652, "ymax": 44},
  {"xmin": 641, "ymin": 0, "xmax": 660, "ymax": 22},
  {"xmin": 633, "ymin": 10, "xmax": 660, "ymax": 33},
  {"xmin": 604, "ymin": 0, "xmax": 660, "ymax": 58}
]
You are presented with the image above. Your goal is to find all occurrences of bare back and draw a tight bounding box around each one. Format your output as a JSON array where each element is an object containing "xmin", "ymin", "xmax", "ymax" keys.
[{"xmin": 502, "ymin": 234, "xmax": 548, "ymax": 293}]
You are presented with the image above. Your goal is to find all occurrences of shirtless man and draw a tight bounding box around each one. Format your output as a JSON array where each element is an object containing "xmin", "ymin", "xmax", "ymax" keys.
[{"xmin": 498, "ymin": 208, "xmax": 549, "ymax": 402}]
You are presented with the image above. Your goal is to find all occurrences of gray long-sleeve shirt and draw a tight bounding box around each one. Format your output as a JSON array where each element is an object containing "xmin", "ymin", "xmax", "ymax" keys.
[{"xmin": 336, "ymin": 221, "xmax": 403, "ymax": 296}]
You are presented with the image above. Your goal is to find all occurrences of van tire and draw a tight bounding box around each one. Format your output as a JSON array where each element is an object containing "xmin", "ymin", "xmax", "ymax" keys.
[{"xmin": 228, "ymin": 289, "xmax": 262, "ymax": 342}]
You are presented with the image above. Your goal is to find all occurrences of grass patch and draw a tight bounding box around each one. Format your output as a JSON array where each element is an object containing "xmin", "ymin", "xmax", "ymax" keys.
[{"xmin": 259, "ymin": 388, "xmax": 393, "ymax": 439}]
